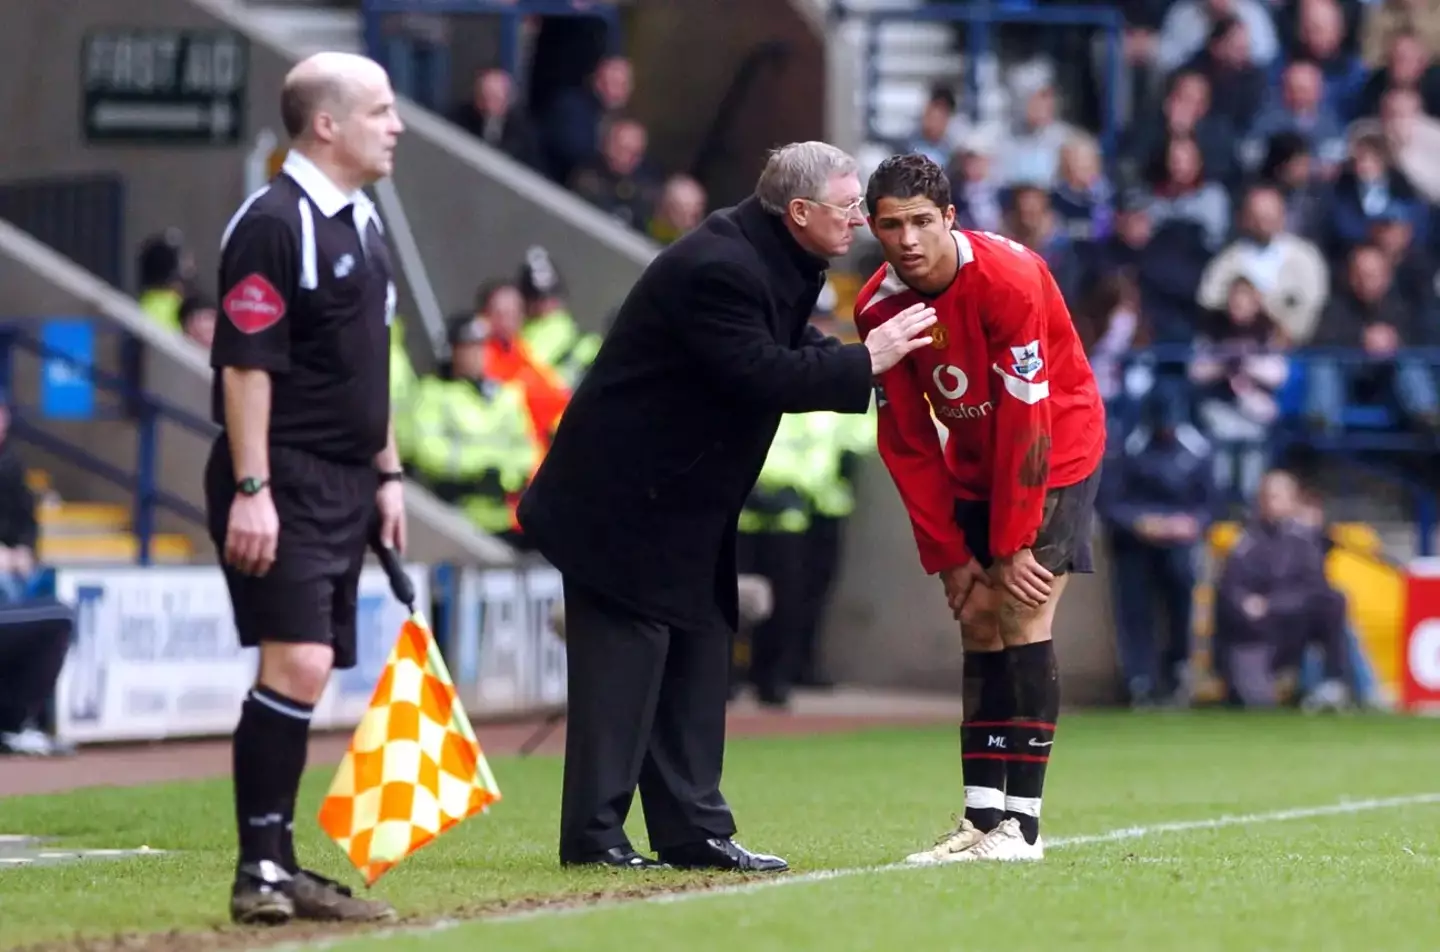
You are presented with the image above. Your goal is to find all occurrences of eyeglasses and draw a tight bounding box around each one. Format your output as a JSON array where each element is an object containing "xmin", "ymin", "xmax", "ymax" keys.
[{"xmin": 807, "ymin": 196, "xmax": 866, "ymax": 218}]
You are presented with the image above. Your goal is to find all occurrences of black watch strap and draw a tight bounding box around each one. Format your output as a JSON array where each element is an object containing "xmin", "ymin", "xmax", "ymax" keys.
[
  {"xmin": 378, "ymin": 469, "xmax": 404, "ymax": 484},
  {"xmin": 237, "ymin": 476, "xmax": 269, "ymax": 496}
]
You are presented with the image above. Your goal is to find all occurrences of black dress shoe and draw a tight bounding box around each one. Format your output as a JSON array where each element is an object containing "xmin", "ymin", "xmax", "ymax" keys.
[
  {"xmin": 561, "ymin": 846, "xmax": 668, "ymax": 869},
  {"xmin": 657, "ymin": 837, "xmax": 789, "ymax": 872}
]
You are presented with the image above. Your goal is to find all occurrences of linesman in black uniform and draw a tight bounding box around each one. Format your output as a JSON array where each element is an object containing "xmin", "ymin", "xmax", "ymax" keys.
[{"xmin": 207, "ymin": 51, "xmax": 406, "ymax": 926}]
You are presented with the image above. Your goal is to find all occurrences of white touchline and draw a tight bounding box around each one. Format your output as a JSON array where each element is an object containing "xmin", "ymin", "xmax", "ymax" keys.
[{"xmin": 284, "ymin": 792, "xmax": 1440, "ymax": 950}]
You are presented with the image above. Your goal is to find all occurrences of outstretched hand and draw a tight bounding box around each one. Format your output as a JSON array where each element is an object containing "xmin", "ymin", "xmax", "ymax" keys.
[{"xmin": 865, "ymin": 302, "xmax": 937, "ymax": 374}]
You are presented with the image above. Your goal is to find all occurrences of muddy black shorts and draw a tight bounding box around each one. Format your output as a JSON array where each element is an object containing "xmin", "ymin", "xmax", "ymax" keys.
[
  {"xmin": 953, "ymin": 464, "xmax": 1102, "ymax": 576},
  {"xmin": 204, "ymin": 440, "xmax": 377, "ymax": 670}
]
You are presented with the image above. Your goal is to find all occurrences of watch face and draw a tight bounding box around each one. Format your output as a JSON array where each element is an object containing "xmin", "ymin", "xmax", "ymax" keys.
[{"xmin": 238, "ymin": 478, "xmax": 264, "ymax": 496}]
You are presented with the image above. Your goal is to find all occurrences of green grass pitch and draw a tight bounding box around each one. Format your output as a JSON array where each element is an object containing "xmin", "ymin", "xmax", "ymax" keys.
[{"xmin": 3, "ymin": 711, "xmax": 1439, "ymax": 951}]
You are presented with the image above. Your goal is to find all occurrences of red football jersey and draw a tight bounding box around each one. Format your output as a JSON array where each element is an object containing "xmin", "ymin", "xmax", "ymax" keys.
[{"xmin": 853, "ymin": 229, "xmax": 1105, "ymax": 573}]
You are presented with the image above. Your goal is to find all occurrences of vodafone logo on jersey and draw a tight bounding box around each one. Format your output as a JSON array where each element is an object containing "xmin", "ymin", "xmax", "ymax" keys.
[
  {"xmin": 223, "ymin": 273, "xmax": 287, "ymax": 335},
  {"xmin": 932, "ymin": 365, "xmax": 968, "ymax": 399},
  {"xmin": 931, "ymin": 364, "xmax": 993, "ymax": 419}
]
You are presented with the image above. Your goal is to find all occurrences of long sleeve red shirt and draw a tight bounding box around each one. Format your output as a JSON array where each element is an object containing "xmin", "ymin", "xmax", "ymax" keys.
[{"xmin": 853, "ymin": 230, "xmax": 1105, "ymax": 573}]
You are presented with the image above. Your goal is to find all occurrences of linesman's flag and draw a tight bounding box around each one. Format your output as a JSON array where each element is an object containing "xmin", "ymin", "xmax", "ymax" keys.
[{"xmin": 318, "ymin": 615, "xmax": 501, "ymax": 885}]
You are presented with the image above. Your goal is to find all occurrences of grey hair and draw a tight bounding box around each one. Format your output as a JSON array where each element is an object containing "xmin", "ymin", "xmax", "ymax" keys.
[{"xmin": 753, "ymin": 141, "xmax": 858, "ymax": 215}]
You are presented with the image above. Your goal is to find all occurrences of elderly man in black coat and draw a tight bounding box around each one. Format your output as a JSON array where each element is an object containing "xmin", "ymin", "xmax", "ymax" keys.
[{"xmin": 517, "ymin": 141, "xmax": 936, "ymax": 873}]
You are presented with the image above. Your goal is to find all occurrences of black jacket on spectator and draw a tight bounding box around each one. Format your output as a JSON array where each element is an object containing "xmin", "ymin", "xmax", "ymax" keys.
[
  {"xmin": 0, "ymin": 446, "xmax": 36, "ymax": 551},
  {"xmin": 517, "ymin": 197, "xmax": 874, "ymax": 632},
  {"xmin": 1185, "ymin": 50, "xmax": 1268, "ymax": 135},
  {"xmin": 1088, "ymin": 220, "xmax": 1210, "ymax": 343},
  {"xmin": 1097, "ymin": 427, "xmax": 1219, "ymax": 542},
  {"xmin": 448, "ymin": 104, "xmax": 541, "ymax": 169},
  {"xmin": 1312, "ymin": 289, "xmax": 1424, "ymax": 346},
  {"xmin": 542, "ymin": 87, "xmax": 606, "ymax": 184},
  {"xmin": 1217, "ymin": 518, "xmax": 1330, "ymax": 618}
]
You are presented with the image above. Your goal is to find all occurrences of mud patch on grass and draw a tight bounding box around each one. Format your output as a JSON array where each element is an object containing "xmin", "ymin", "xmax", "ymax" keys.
[{"xmin": 11, "ymin": 872, "xmax": 772, "ymax": 952}]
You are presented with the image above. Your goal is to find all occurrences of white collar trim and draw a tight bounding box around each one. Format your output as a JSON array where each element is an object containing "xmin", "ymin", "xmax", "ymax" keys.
[{"xmin": 282, "ymin": 151, "xmax": 377, "ymax": 232}]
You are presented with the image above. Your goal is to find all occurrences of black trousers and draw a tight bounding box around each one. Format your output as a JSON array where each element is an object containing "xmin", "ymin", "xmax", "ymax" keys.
[
  {"xmin": 0, "ymin": 598, "xmax": 75, "ymax": 733},
  {"xmin": 797, "ymin": 515, "xmax": 844, "ymax": 683},
  {"xmin": 559, "ymin": 577, "xmax": 737, "ymax": 861},
  {"xmin": 736, "ymin": 530, "xmax": 809, "ymax": 695}
]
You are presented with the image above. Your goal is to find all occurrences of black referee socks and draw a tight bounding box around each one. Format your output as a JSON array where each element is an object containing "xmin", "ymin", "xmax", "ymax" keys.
[
  {"xmin": 1005, "ymin": 640, "xmax": 1061, "ymax": 845},
  {"xmin": 233, "ymin": 684, "xmax": 315, "ymax": 873}
]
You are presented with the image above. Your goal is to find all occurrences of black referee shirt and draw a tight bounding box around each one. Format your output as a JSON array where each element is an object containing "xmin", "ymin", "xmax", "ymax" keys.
[{"xmin": 212, "ymin": 151, "xmax": 396, "ymax": 466}]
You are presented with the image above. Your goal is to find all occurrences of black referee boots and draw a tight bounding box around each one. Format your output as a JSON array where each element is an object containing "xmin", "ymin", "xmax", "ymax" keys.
[{"xmin": 230, "ymin": 860, "xmax": 397, "ymax": 925}]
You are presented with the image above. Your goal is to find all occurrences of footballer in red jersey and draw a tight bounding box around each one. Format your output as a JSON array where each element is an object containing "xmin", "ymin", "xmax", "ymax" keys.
[{"xmin": 853, "ymin": 153, "xmax": 1105, "ymax": 864}]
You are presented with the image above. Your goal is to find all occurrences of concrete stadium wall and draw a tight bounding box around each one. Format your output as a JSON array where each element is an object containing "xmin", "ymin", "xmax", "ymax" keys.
[{"xmin": 0, "ymin": 0, "xmax": 656, "ymax": 353}]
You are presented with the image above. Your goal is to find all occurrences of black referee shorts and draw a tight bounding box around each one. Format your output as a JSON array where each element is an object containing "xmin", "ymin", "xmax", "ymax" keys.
[
  {"xmin": 204, "ymin": 441, "xmax": 377, "ymax": 670},
  {"xmin": 953, "ymin": 464, "xmax": 1102, "ymax": 577}
]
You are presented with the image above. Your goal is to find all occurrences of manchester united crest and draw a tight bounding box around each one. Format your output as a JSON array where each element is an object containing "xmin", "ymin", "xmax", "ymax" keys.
[{"xmin": 930, "ymin": 322, "xmax": 949, "ymax": 349}]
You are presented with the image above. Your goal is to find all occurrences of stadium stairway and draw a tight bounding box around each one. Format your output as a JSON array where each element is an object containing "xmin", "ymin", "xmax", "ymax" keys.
[
  {"xmin": 242, "ymin": 0, "xmax": 363, "ymax": 57},
  {"xmin": 26, "ymin": 468, "xmax": 194, "ymax": 566}
]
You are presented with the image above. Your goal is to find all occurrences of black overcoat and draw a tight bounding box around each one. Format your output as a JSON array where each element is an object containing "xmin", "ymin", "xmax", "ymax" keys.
[{"xmin": 516, "ymin": 197, "xmax": 875, "ymax": 632}]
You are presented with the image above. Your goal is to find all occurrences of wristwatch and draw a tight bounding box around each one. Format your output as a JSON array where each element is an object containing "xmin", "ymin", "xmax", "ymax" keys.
[
  {"xmin": 378, "ymin": 469, "xmax": 404, "ymax": 484},
  {"xmin": 237, "ymin": 476, "xmax": 269, "ymax": 496}
]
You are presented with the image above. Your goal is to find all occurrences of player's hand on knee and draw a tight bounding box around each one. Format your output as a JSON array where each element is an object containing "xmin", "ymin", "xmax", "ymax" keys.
[
  {"xmin": 864, "ymin": 302, "xmax": 937, "ymax": 374},
  {"xmin": 939, "ymin": 560, "xmax": 988, "ymax": 621},
  {"xmin": 994, "ymin": 549, "xmax": 1052, "ymax": 609},
  {"xmin": 226, "ymin": 491, "xmax": 280, "ymax": 576}
]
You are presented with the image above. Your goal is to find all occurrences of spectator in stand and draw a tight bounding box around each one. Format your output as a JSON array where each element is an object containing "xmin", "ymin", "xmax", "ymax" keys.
[
  {"xmin": 1360, "ymin": 0, "xmax": 1440, "ymax": 66},
  {"xmin": 1243, "ymin": 60, "xmax": 1349, "ymax": 175},
  {"xmin": 1369, "ymin": 204, "xmax": 1440, "ymax": 320},
  {"xmin": 1097, "ymin": 393, "xmax": 1219, "ymax": 708},
  {"xmin": 1258, "ymin": 130, "xmax": 1331, "ymax": 243},
  {"xmin": 1073, "ymin": 271, "xmax": 1152, "ymax": 422},
  {"xmin": 1292, "ymin": 487, "xmax": 1380, "ymax": 710},
  {"xmin": 1185, "ymin": 17, "xmax": 1269, "ymax": 136},
  {"xmin": 1348, "ymin": 88, "xmax": 1440, "ymax": 204},
  {"xmin": 949, "ymin": 134, "xmax": 1005, "ymax": 233},
  {"xmin": 1213, "ymin": 469, "xmax": 1351, "ymax": 710},
  {"xmin": 1087, "ymin": 186, "xmax": 1211, "ymax": 344},
  {"xmin": 1005, "ymin": 184, "xmax": 1084, "ymax": 304},
  {"xmin": 996, "ymin": 66, "xmax": 1081, "ymax": 188},
  {"xmin": 446, "ymin": 67, "xmax": 541, "ymax": 169},
  {"xmin": 516, "ymin": 246, "xmax": 602, "ymax": 390},
  {"xmin": 1326, "ymin": 131, "xmax": 1426, "ymax": 257},
  {"xmin": 136, "ymin": 228, "xmax": 196, "ymax": 334},
  {"xmin": 0, "ymin": 399, "xmax": 74, "ymax": 757},
  {"xmin": 1355, "ymin": 29, "xmax": 1440, "ymax": 117},
  {"xmin": 1145, "ymin": 134, "xmax": 1231, "ymax": 252},
  {"xmin": 178, "ymin": 293, "xmax": 216, "ymax": 351},
  {"xmin": 542, "ymin": 54, "xmax": 633, "ymax": 185},
  {"xmin": 400, "ymin": 316, "xmax": 541, "ymax": 547},
  {"xmin": 648, "ymin": 174, "xmax": 708, "ymax": 246},
  {"xmin": 904, "ymin": 87, "xmax": 961, "ymax": 167},
  {"xmin": 1123, "ymin": 69, "xmax": 1239, "ymax": 190},
  {"xmin": 1278, "ymin": 0, "xmax": 1368, "ymax": 122},
  {"xmin": 1197, "ymin": 184, "xmax": 1330, "ymax": 342},
  {"xmin": 1189, "ymin": 277, "xmax": 1291, "ymax": 498},
  {"xmin": 1159, "ymin": 0, "xmax": 1280, "ymax": 74},
  {"xmin": 1306, "ymin": 242, "xmax": 1440, "ymax": 434},
  {"xmin": 569, "ymin": 117, "xmax": 663, "ymax": 231},
  {"xmin": 471, "ymin": 279, "xmax": 572, "ymax": 446},
  {"xmin": 1051, "ymin": 133, "xmax": 1114, "ymax": 246}
]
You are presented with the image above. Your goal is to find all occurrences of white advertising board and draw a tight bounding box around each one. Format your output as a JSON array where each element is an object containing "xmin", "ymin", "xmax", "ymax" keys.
[{"xmin": 51, "ymin": 564, "xmax": 429, "ymax": 744}]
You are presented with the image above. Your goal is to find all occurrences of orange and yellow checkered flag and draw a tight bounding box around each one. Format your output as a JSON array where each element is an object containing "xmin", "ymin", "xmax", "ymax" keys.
[{"xmin": 318, "ymin": 615, "xmax": 500, "ymax": 886}]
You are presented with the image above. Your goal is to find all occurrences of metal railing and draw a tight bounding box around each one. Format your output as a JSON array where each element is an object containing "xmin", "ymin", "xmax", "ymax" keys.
[
  {"xmin": 832, "ymin": 1, "xmax": 1126, "ymax": 173},
  {"xmin": 360, "ymin": 0, "xmax": 623, "ymax": 81},
  {"xmin": 0, "ymin": 320, "xmax": 219, "ymax": 564},
  {"xmin": 1112, "ymin": 344, "xmax": 1440, "ymax": 553}
]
